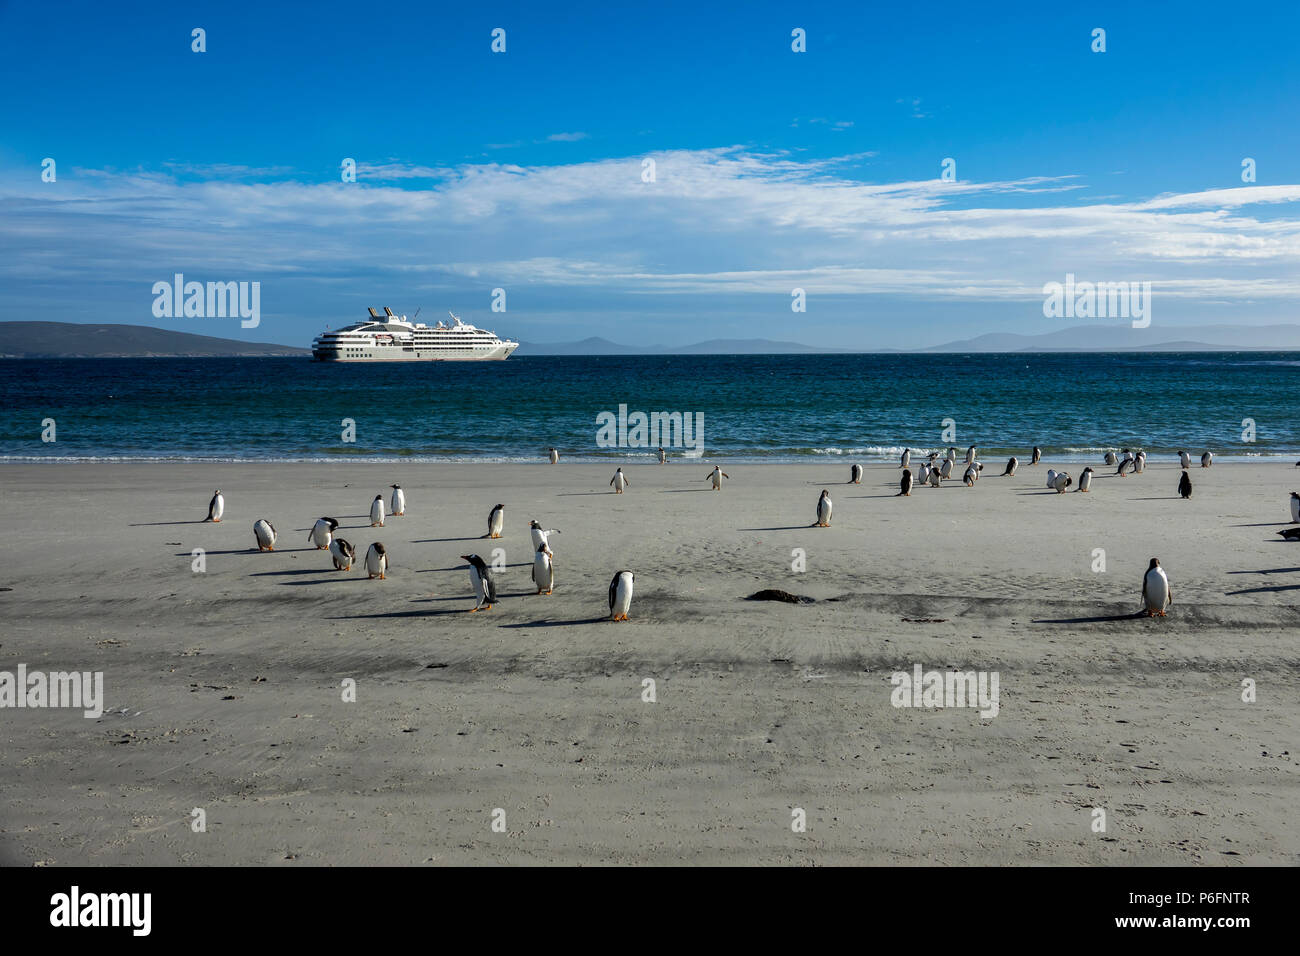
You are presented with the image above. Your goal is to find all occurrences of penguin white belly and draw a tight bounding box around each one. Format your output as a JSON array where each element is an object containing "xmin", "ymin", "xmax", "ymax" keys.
[
  {"xmin": 488, "ymin": 510, "xmax": 504, "ymax": 537},
  {"xmin": 1179, "ymin": 452, "xmax": 1190, "ymax": 468},
  {"xmin": 1144, "ymin": 568, "xmax": 1170, "ymax": 613},
  {"xmin": 1291, "ymin": 495, "xmax": 1300, "ymax": 523},
  {"xmin": 253, "ymin": 519, "xmax": 276, "ymax": 550},
  {"xmin": 533, "ymin": 553, "xmax": 554, "ymax": 593},
  {"xmin": 1045, "ymin": 469, "xmax": 1058, "ymax": 488},
  {"xmin": 371, "ymin": 500, "xmax": 385, "ymax": 526},
  {"xmin": 211, "ymin": 497, "xmax": 224, "ymax": 521},
  {"xmin": 1078, "ymin": 471, "xmax": 1092, "ymax": 492},
  {"xmin": 310, "ymin": 522, "xmax": 332, "ymax": 549},
  {"xmin": 817, "ymin": 498, "xmax": 831, "ymax": 526},
  {"xmin": 470, "ymin": 569, "xmax": 487, "ymax": 606},
  {"xmin": 611, "ymin": 575, "xmax": 633, "ymax": 619},
  {"xmin": 391, "ymin": 489, "xmax": 405, "ymax": 514},
  {"xmin": 614, "ymin": 474, "xmax": 627, "ymax": 492},
  {"xmin": 710, "ymin": 472, "xmax": 722, "ymax": 489},
  {"xmin": 365, "ymin": 546, "xmax": 387, "ymax": 579},
  {"xmin": 928, "ymin": 467, "xmax": 940, "ymax": 487}
]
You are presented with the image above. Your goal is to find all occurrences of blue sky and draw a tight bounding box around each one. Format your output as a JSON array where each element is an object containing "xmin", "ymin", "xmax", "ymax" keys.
[{"xmin": 2, "ymin": 0, "xmax": 1298, "ymax": 348}]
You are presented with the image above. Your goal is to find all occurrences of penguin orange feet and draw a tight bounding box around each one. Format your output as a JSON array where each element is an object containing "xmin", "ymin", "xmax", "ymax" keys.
[{"xmin": 468, "ymin": 607, "xmax": 479, "ymax": 613}]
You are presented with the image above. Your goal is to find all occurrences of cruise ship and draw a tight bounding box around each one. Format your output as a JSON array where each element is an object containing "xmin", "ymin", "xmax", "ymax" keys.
[{"xmin": 311, "ymin": 308, "xmax": 519, "ymax": 362}]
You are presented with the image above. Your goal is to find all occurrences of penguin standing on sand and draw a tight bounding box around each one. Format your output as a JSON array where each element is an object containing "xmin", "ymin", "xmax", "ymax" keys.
[
  {"xmin": 1001, "ymin": 456, "xmax": 1018, "ymax": 477},
  {"xmin": 928, "ymin": 465, "xmax": 941, "ymax": 488},
  {"xmin": 1178, "ymin": 472, "xmax": 1192, "ymax": 499},
  {"xmin": 939, "ymin": 457, "xmax": 954, "ymax": 481},
  {"xmin": 365, "ymin": 542, "xmax": 388, "ymax": 579},
  {"xmin": 608, "ymin": 570, "xmax": 635, "ymax": 621},
  {"xmin": 963, "ymin": 464, "xmax": 977, "ymax": 487},
  {"xmin": 204, "ymin": 490, "xmax": 224, "ymax": 523},
  {"xmin": 1201, "ymin": 451, "xmax": 1214, "ymax": 468},
  {"xmin": 850, "ymin": 463, "xmax": 863, "ymax": 484},
  {"xmin": 1178, "ymin": 450, "xmax": 1191, "ymax": 469},
  {"xmin": 916, "ymin": 462, "xmax": 930, "ymax": 484},
  {"xmin": 900, "ymin": 448, "xmax": 911, "ymax": 469},
  {"xmin": 1045, "ymin": 468, "xmax": 1059, "ymax": 489},
  {"xmin": 965, "ymin": 445, "xmax": 977, "ymax": 465},
  {"xmin": 658, "ymin": 447, "xmax": 666, "ymax": 465},
  {"xmin": 532, "ymin": 543, "xmax": 554, "ymax": 595},
  {"xmin": 898, "ymin": 469, "xmax": 913, "ymax": 496},
  {"xmin": 329, "ymin": 536, "xmax": 356, "ymax": 571},
  {"xmin": 1290, "ymin": 491, "xmax": 1300, "ymax": 523},
  {"xmin": 460, "ymin": 554, "xmax": 496, "ymax": 611},
  {"xmin": 390, "ymin": 484, "xmax": 405, "ymax": 516},
  {"xmin": 706, "ymin": 465, "xmax": 731, "ymax": 490},
  {"xmin": 1117, "ymin": 458, "xmax": 1134, "ymax": 477},
  {"xmin": 548, "ymin": 448, "xmax": 559, "ymax": 465},
  {"xmin": 1142, "ymin": 558, "xmax": 1171, "ymax": 617},
  {"xmin": 1052, "ymin": 471, "xmax": 1072, "ymax": 493},
  {"xmin": 529, "ymin": 520, "xmax": 560, "ymax": 550},
  {"xmin": 815, "ymin": 489, "xmax": 832, "ymax": 527},
  {"xmin": 1077, "ymin": 467, "xmax": 1093, "ymax": 492},
  {"xmin": 370, "ymin": 494, "xmax": 385, "ymax": 527},
  {"xmin": 1030, "ymin": 447, "xmax": 1042, "ymax": 466},
  {"xmin": 308, "ymin": 517, "xmax": 338, "ymax": 550},
  {"xmin": 1133, "ymin": 451, "xmax": 1146, "ymax": 474},
  {"xmin": 1104, "ymin": 451, "xmax": 1117, "ymax": 466},
  {"xmin": 611, "ymin": 468, "xmax": 629, "ymax": 493},
  {"xmin": 253, "ymin": 519, "xmax": 277, "ymax": 551},
  {"xmin": 486, "ymin": 503, "xmax": 505, "ymax": 539}
]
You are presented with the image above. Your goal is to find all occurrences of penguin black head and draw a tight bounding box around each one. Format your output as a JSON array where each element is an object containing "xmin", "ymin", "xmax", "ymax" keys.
[
  {"xmin": 529, "ymin": 520, "xmax": 541, "ymax": 529},
  {"xmin": 494, "ymin": 503, "xmax": 505, "ymax": 511},
  {"xmin": 1148, "ymin": 558, "xmax": 1160, "ymax": 570},
  {"xmin": 372, "ymin": 542, "xmax": 386, "ymax": 555},
  {"xmin": 391, "ymin": 483, "xmax": 400, "ymax": 489},
  {"xmin": 461, "ymin": 553, "xmax": 488, "ymax": 572},
  {"xmin": 374, "ymin": 494, "xmax": 383, "ymax": 501}
]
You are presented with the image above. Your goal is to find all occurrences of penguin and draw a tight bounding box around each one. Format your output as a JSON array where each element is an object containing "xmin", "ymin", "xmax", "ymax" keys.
[
  {"xmin": 1001, "ymin": 456, "xmax": 1018, "ymax": 477},
  {"xmin": 1133, "ymin": 451, "xmax": 1146, "ymax": 474},
  {"xmin": 900, "ymin": 448, "xmax": 911, "ymax": 469},
  {"xmin": 1178, "ymin": 450, "xmax": 1191, "ymax": 469},
  {"xmin": 1201, "ymin": 451, "xmax": 1213, "ymax": 468},
  {"xmin": 945, "ymin": 447, "xmax": 958, "ymax": 463},
  {"xmin": 308, "ymin": 517, "xmax": 338, "ymax": 550},
  {"xmin": 1030, "ymin": 447, "xmax": 1042, "ymax": 466},
  {"xmin": 531, "ymin": 543, "xmax": 554, "ymax": 595},
  {"xmin": 486, "ymin": 503, "xmax": 505, "ymax": 539},
  {"xmin": 939, "ymin": 458, "xmax": 954, "ymax": 481},
  {"xmin": 1104, "ymin": 451, "xmax": 1117, "ymax": 466},
  {"xmin": 815, "ymin": 489, "xmax": 832, "ymax": 527},
  {"xmin": 1178, "ymin": 472, "xmax": 1192, "ymax": 499},
  {"xmin": 329, "ymin": 536, "xmax": 356, "ymax": 571},
  {"xmin": 548, "ymin": 448, "xmax": 559, "ymax": 465},
  {"xmin": 608, "ymin": 570, "xmax": 635, "ymax": 621},
  {"xmin": 252, "ymin": 518, "xmax": 277, "ymax": 552},
  {"xmin": 963, "ymin": 464, "xmax": 976, "ymax": 487},
  {"xmin": 706, "ymin": 465, "xmax": 731, "ymax": 490},
  {"xmin": 898, "ymin": 469, "xmax": 913, "ymax": 496},
  {"xmin": 390, "ymin": 483, "xmax": 405, "ymax": 516},
  {"xmin": 204, "ymin": 490, "xmax": 224, "ymax": 523},
  {"xmin": 529, "ymin": 520, "xmax": 560, "ymax": 550},
  {"xmin": 658, "ymin": 447, "xmax": 666, "ymax": 465},
  {"xmin": 365, "ymin": 541, "xmax": 388, "ymax": 579},
  {"xmin": 370, "ymin": 494, "xmax": 385, "ymax": 527},
  {"xmin": 850, "ymin": 463, "xmax": 863, "ymax": 484},
  {"xmin": 1278, "ymin": 528, "xmax": 1300, "ymax": 541},
  {"xmin": 1290, "ymin": 491, "xmax": 1300, "ymax": 523},
  {"xmin": 1045, "ymin": 468, "xmax": 1058, "ymax": 489},
  {"xmin": 610, "ymin": 468, "xmax": 629, "ymax": 494},
  {"xmin": 1077, "ymin": 467, "xmax": 1093, "ymax": 492},
  {"xmin": 460, "ymin": 553, "xmax": 496, "ymax": 611},
  {"xmin": 964, "ymin": 445, "xmax": 977, "ymax": 465},
  {"xmin": 1052, "ymin": 471, "xmax": 1072, "ymax": 493},
  {"xmin": 928, "ymin": 465, "xmax": 941, "ymax": 488},
  {"xmin": 1142, "ymin": 558, "xmax": 1171, "ymax": 617},
  {"xmin": 971, "ymin": 461, "xmax": 984, "ymax": 480},
  {"xmin": 1117, "ymin": 458, "xmax": 1133, "ymax": 477},
  {"xmin": 916, "ymin": 462, "xmax": 930, "ymax": 485}
]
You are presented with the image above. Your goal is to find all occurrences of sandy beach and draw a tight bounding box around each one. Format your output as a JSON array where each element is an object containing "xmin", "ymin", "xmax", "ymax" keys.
[{"xmin": 1, "ymin": 459, "xmax": 1296, "ymax": 866}]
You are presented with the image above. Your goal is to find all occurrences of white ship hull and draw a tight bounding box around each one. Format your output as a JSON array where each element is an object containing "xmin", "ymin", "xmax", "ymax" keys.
[
  {"xmin": 313, "ymin": 342, "xmax": 518, "ymax": 362},
  {"xmin": 312, "ymin": 308, "xmax": 518, "ymax": 362}
]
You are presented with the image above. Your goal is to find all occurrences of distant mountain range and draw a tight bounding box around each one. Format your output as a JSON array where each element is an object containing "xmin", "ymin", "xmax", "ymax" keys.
[
  {"xmin": 4, "ymin": 321, "xmax": 1300, "ymax": 357},
  {"xmin": 0, "ymin": 322, "xmax": 308, "ymax": 357}
]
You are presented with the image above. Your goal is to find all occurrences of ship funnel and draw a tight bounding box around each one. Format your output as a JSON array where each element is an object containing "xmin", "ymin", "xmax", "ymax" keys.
[
  {"xmin": 367, "ymin": 307, "xmax": 380, "ymax": 319},
  {"xmin": 383, "ymin": 306, "xmax": 395, "ymax": 317}
]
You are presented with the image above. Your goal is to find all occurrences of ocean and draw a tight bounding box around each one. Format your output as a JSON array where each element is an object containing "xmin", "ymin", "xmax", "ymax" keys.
[{"xmin": 2, "ymin": 353, "xmax": 1297, "ymax": 462}]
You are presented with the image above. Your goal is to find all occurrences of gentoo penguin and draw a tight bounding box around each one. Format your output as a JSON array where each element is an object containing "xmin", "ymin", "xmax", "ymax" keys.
[
  {"xmin": 1133, "ymin": 451, "xmax": 1146, "ymax": 474},
  {"xmin": 850, "ymin": 463, "xmax": 863, "ymax": 484},
  {"xmin": 900, "ymin": 448, "xmax": 911, "ymax": 469},
  {"xmin": 1001, "ymin": 456, "xmax": 1018, "ymax": 477},
  {"xmin": 815, "ymin": 489, "xmax": 832, "ymax": 527},
  {"xmin": 916, "ymin": 462, "xmax": 930, "ymax": 484},
  {"xmin": 658, "ymin": 447, "xmax": 666, "ymax": 465},
  {"xmin": 529, "ymin": 520, "xmax": 560, "ymax": 550},
  {"xmin": 1278, "ymin": 528, "xmax": 1300, "ymax": 541},
  {"xmin": 1178, "ymin": 450, "xmax": 1191, "ymax": 469},
  {"xmin": 964, "ymin": 445, "xmax": 977, "ymax": 465},
  {"xmin": 1045, "ymin": 468, "xmax": 1059, "ymax": 489},
  {"xmin": 898, "ymin": 469, "xmax": 913, "ymax": 496},
  {"xmin": 610, "ymin": 468, "xmax": 629, "ymax": 493},
  {"xmin": 308, "ymin": 517, "xmax": 338, "ymax": 550},
  {"xmin": 1119, "ymin": 448, "xmax": 1134, "ymax": 467},
  {"xmin": 1201, "ymin": 451, "xmax": 1213, "ymax": 468},
  {"xmin": 1178, "ymin": 472, "xmax": 1192, "ymax": 499},
  {"xmin": 486, "ymin": 503, "xmax": 505, "ymax": 539},
  {"xmin": 1052, "ymin": 471, "xmax": 1072, "ymax": 493},
  {"xmin": 963, "ymin": 464, "xmax": 976, "ymax": 487},
  {"xmin": 329, "ymin": 536, "xmax": 356, "ymax": 571},
  {"xmin": 204, "ymin": 490, "xmax": 224, "ymax": 523},
  {"xmin": 548, "ymin": 447, "xmax": 559, "ymax": 465},
  {"xmin": 460, "ymin": 553, "xmax": 496, "ymax": 611},
  {"xmin": 531, "ymin": 543, "xmax": 554, "ymax": 595},
  {"xmin": 1077, "ymin": 467, "xmax": 1093, "ymax": 492},
  {"xmin": 364, "ymin": 541, "xmax": 388, "ymax": 579},
  {"xmin": 1117, "ymin": 458, "xmax": 1133, "ymax": 477},
  {"xmin": 608, "ymin": 570, "xmax": 634, "ymax": 621},
  {"xmin": 370, "ymin": 494, "xmax": 385, "ymax": 527},
  {"xmin": 1142, "ymin": 558, "xmax": 1171, "ymax": 617},
  {"xmin": 927, "ymin": 465, "xmax": 941, "ymax": 488},
  {"xmin": 390, "ymin": 483, "xmax": 405, "ymax": 516},
  {"xmin": 1290, "ymin": 491, "xmax": 1300, "ymax": 523},
  {"xmin": 1104, "ymin": 451, "xmax": 1117, "ymax": 466},
  {"xmin": 706, "ymin": 465, "xmax": 731, "ymax": 490},
  {"xmin": 252, "ymin": 518, "xmax": 277, "ymax": 551},
  {"xmin": 1030, "ymin": 447, "xmax": 1042, "ymax": 466},
  {"xmin": 939, "ymin": 457, "xmax": 954, "ymax": 481}
]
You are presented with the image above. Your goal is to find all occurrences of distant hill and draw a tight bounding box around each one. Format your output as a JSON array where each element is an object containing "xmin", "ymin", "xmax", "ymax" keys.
[
  {"xmin": 923, "ymin": 323, "xmax": 1300, "ymax": 352},
  {"xmin": 518, "ymin": 336, "xmax": 853, "ymax": 355},
  {"xmin": 0, "ymin": 322, "xmax": 307, "ymax": 357}
]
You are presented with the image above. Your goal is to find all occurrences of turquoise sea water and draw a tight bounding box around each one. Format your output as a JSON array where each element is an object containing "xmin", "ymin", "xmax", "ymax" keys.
[{"xmin": 1, "ymin": 353, "xmax": 1297, "ymax": 462}]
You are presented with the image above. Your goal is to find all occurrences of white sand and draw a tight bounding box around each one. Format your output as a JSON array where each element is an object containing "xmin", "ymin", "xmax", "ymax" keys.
[{"xmin": 0, "ymin": 459, "xmax": 1296, "ymax": 865}]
